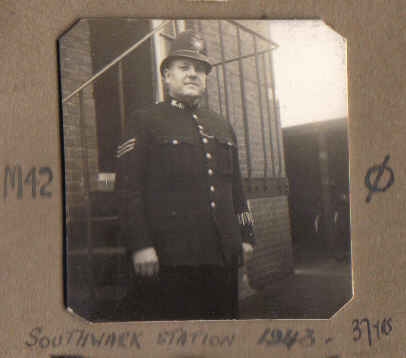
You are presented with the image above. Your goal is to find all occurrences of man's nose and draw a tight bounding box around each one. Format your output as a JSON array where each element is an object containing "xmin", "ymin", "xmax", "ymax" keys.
[{"xmin": 186, "ymin": 66, "xmax": 198, "ymax": 77}]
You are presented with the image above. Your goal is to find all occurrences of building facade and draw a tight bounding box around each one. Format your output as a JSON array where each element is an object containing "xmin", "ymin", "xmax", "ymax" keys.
[{"xmin": 59, "ymin": 19, "xmax": 293, "ymax": 320}]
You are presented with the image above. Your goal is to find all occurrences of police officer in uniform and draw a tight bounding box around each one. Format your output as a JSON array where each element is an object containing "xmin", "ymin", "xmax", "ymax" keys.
[{"xmin": 116, "ymin": 30, "xmax": 255, "ymax": 320}]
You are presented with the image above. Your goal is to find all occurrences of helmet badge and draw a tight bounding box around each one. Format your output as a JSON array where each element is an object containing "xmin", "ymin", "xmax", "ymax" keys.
[{"xmin": 191, "ymin": 36, "xmax": 204, "ymax": 54}]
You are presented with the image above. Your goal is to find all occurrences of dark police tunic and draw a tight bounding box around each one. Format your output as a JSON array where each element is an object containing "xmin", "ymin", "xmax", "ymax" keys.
[{"xmin": 115, "ymin": 98, "xmax": 255, "ymax": 319}]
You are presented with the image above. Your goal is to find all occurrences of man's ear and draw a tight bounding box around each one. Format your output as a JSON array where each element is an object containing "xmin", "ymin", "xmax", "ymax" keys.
[{"xmin": 162, "ymin": 67, "xmax": 170, "ymax": 83}]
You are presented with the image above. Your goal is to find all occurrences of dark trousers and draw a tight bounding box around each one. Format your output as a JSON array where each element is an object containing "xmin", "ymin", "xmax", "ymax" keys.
[
  {"xmin": 159, "ymin": 265, "xmax": 239, "ymax": 320},
  {"xmin": 120, "ymin": 265, "xmax": 239, "ymax": 321}
]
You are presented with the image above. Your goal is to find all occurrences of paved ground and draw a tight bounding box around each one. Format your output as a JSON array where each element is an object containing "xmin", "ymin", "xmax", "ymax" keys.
[
  {"xmin": 240, "ymin": 249, "xmax": 352, "ymax": 319},
  {"xmin": 69, "ymin": 244, "xmax": 352, "ymax": 321}
]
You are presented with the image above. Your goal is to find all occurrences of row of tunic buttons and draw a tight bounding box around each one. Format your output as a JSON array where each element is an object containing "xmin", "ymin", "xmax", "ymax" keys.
[{"xmin": 194, "ymin": 113, "xmax": 216, "ymax": 211}]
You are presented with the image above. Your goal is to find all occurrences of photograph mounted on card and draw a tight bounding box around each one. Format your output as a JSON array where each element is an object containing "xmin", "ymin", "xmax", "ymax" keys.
[{"xmin": 58, "ymin": 18, "xmax": 351, "ymax": 322}]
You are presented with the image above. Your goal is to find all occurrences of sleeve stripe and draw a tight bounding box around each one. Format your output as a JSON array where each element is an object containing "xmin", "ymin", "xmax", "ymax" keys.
[
  {"xmin": 116, "ymin": 145, "xmax": 135, "ymax": 158},
  {"xmin": 118, "ymin": 138, "xmax": 136, "ymax": 149},
  {"xmin": 237, "ymin": 210, "xmax": 254, "ymax": 226},
  {"xmin": 117, "ymin": 142, "xmax": 135, "ymax": 155}
]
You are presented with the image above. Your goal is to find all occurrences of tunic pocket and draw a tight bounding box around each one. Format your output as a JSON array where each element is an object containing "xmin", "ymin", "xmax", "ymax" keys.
[{"xmin": 156, "ymin": 135, "xmax": 197, "ymax": 179}]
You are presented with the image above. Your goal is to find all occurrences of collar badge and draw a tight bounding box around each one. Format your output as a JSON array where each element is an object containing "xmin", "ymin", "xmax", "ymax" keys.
[{"xmin": 170, "ymin": 99, "xmax": 185, "ymax": 110}]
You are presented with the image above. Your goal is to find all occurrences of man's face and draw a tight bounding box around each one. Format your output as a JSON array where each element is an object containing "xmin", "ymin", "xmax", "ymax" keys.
[{"xmin": 163, "ymin": 58, "xmax": 207, "ymax": 102}]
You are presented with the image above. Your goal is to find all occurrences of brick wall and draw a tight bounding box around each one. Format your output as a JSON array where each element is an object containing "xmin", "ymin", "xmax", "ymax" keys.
[
  {"xmin": 59, "ymin": 19, "xmax": 99, "ymax": 217},
  {"xmin": 247, "ymin": 196, "xmax": 293, "ymax": 288},
  {"xmin": 196, "ymin": 20, "xmax": 294, "ymax": 290},
  {"xmin": 59, "ymin": 19, "xmax": 293, "ymax": 297},
  {"xmin": 197, "ymin": 20, "xmax": 286, "ymax": 179}
]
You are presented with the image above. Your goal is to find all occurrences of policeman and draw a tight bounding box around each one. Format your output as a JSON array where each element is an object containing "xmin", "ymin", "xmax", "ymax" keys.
[{"xmin": 116, "ymin": 30, "xmax": 255, "ymax": 320}]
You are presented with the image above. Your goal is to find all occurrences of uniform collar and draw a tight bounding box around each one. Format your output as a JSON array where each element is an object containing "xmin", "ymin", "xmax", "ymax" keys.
[{"xmin": 167, "ymin": 96, "xmax": 200, "ymax": 111}]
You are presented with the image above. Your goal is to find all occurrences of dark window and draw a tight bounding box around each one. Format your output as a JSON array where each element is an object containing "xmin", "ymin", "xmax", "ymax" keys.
[{"xmin": 89, "ymin": 19, "xmax": 154, "ymax": 172}]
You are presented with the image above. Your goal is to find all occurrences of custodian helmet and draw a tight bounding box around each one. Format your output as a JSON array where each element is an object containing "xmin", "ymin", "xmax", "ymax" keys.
[{"xmin": 160, "ymin": 30, "xmax": 212, "ymax": 75}]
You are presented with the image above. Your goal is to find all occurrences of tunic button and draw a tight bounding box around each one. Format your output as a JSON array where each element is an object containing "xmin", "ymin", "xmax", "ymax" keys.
[
  {"xmin": 205, "ymin": 152, "xmax": 212, "ymax": 160},
  {"xmin": 172, "ymin": 139, "xmax": 179, "ymax": 145},
  {"xmin": 193, "ymin": 114, "xmax": 199, "ymax": 119},
  {"xmin": 210, "ymin": 201, "xmax": 216, "ymax": 208},
  {"xmin": 208, "ymin": 169, "xmax": 214, "ymax": 176},
  {"xmin": 210, "ymin": 185, "xmax": 215, "ymax": 192},
  {"xmin": 202, "ymin": 137, "xmax": 209, "ymax": 144},
  {"xmin": 198, "ymin": 125, "xmax": 204, "ymax": 130}
]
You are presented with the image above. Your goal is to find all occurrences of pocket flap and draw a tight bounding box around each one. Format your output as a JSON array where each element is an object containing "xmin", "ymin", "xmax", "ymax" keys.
[{"xmin": 157, "ymin": 135, "xmax": 194, "ymax": 145}]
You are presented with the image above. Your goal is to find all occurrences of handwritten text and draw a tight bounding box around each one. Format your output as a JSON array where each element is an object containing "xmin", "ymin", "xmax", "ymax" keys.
[{"xmin": 25, "ymin": 327, "xmax": 143, "ymax": 350}]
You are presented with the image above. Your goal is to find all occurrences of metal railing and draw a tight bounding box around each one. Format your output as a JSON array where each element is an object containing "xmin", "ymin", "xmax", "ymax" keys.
[
  {"xmin": 62, "ymin": 20, "xmax": 170, "ymax": 104},
  {"xmin": 205, "ymin": 20, "xmax": 283, "ymax": 191},
  {"xmin": 63, "ymin": 19, "xmax": 283, "ymax": 184}
]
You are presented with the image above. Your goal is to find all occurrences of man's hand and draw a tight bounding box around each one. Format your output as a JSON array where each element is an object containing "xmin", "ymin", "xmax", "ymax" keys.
[
  {"xmin": 242, "ymin": 242, "xmax": 254, "ymax": 263},
  {"xmin": 132, "ymin": 247, "xmax": 159, "ymax": 277}
]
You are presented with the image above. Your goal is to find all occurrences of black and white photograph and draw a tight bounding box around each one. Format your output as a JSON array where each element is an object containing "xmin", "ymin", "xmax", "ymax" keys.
[{"xmin": 59, "ymin": 18, "xmax": 351, "ymax": 322}]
